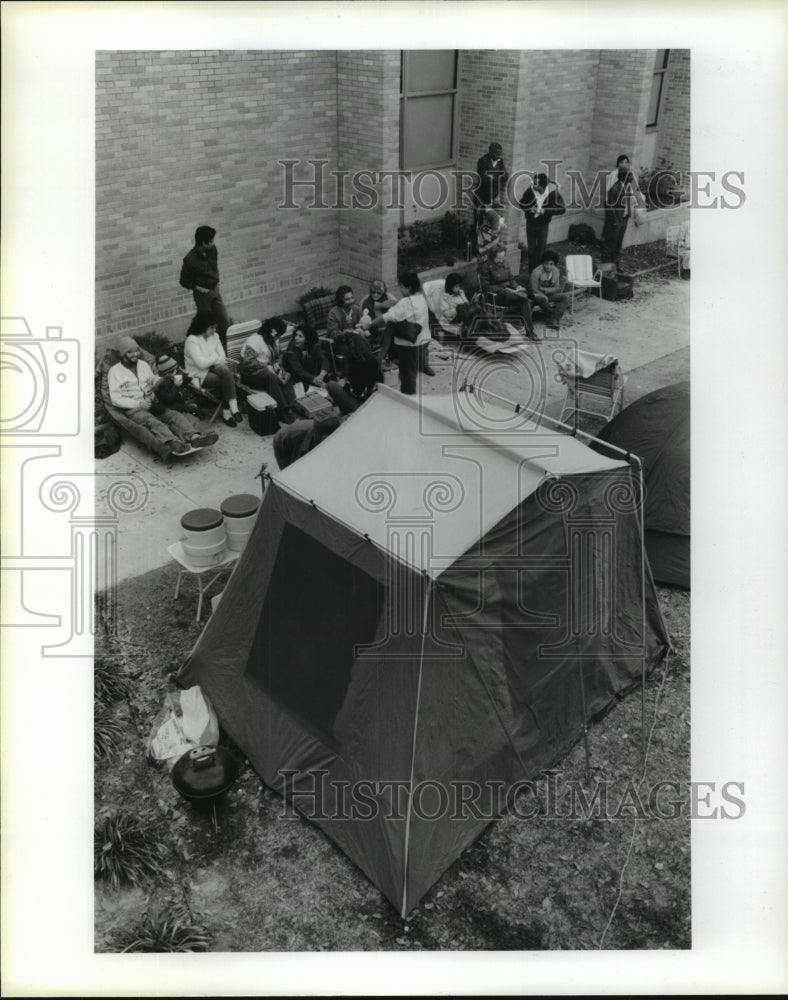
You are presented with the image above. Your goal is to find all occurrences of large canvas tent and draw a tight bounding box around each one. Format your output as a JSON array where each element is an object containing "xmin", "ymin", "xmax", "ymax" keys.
[
  {"xmin": 594, "ymin": 381, "xmax": 690, "ymax": 588},
  {"xmin": 179, "ymin": 385, "xmax": 669, "ymax": 915}
]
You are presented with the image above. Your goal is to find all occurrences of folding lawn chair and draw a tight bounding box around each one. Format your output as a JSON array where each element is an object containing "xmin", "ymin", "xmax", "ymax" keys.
[
  {"xmin": 557, "ymin": 350, "xmax": 625, "ymax": 431},
  {"xmin": 565, "ymin": 255, "xmax": 603, "ymax": 314}
]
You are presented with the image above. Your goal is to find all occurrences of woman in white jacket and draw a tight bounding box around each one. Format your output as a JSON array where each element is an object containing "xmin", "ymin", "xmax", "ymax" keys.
[
  {"xmin": 183, "ymin": 311, "xmax": 241, "ymax": 426},
  {"xmin": 383, "ymin": 271, "xmax": 432, "ymax": 395}
]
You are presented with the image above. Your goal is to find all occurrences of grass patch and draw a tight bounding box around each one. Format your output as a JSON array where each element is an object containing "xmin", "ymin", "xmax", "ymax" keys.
[
  {"xmin": 113, "ymin": 902, "xmax": 211, "ymax": 953},
  {"xmin": 94, "ymin": 811, "xmax": 168, "ymax": 890}
]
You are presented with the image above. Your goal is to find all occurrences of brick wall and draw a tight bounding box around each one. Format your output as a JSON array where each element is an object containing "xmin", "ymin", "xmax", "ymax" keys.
[
  {"xmin": 96, "ymin": 49, "xmax": 687, "ymax": 348},
  {"xmin": 457, "ymin": 49, "xmax": 524, "ymax": 243},
  {"xmin": 336, "ymin": 51, "xmax": 401, "ymax": 294},
  {"xmin": 589, "ymin": 50, "xmax": 654, "ymax": 177},
  {"xmin": 654, "ymin": 49, "xmax": 690, "ymax": 178},
  {"xmin": 95, "ymin": 50, "xmax": 341, "ymax": 348}
]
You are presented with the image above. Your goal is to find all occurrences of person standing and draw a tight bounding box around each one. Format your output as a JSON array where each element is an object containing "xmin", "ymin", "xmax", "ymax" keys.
[
  {"xmin": 179, "ymin": 225, "xmax": 231, "ymax": 351},
  {"xmin": 473, "ymin": 141, "xmax": 508, "ymax": 225},
  {"xmin": 600, "ymin": 155, "xmax": 641, "ymax": 270},
  {"xmin": 383, "ymin": 272, "xmax": 433, "ymax": 395},
  {"xmin": 518, "ymin": 173, "xmax": 566, "ymax": 274}
]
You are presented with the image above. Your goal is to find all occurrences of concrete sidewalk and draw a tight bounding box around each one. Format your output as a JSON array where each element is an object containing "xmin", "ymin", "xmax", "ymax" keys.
[{"xmin": 100, "ymin": 275, "xmax": 689, "ymax": 585}]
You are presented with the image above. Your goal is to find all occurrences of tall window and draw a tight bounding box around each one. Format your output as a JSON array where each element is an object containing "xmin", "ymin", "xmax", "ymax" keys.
[
  {"xmin": 400, "ymin": 51, "xmax": 459, "ymax": 169},
  {"xmin": 646, "ymin": 50, "xmax": 670, "ymax": 130}
]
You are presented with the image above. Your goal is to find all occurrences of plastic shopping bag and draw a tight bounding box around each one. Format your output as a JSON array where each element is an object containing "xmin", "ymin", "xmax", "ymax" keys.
[{"xmin": 147, "ymin": 685, "xmax": 220, "ymax": 769}]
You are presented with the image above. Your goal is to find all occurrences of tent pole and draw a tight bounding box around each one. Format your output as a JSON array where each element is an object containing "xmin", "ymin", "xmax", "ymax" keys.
[{"xmin": 578, "ymin": 662, "xmax": 591, "ymax": 786}]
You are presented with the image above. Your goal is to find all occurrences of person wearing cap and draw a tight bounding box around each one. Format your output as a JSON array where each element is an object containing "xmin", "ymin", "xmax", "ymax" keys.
[
  {"xmin": 107, "ymin": 336, "xmax": 217, "ymax": 457},
  {"xmin": 153, "ymin": 355, "xmax": 199, "ymax": 414},
  {"xmin": 179, "ymin": 225, "xmax": 231, "ymax": 351},
  {"xmin": 473, "ymin": 142, "xmax": 509, "ymax": 225},
  {"xmin": 517, "ymin": 172, "xmax": 566, "ymax": 275}
]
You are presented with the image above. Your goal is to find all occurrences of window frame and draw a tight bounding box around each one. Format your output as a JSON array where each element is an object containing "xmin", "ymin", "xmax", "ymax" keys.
[
  {"xmin": 399, "ymin": 50, "xmax": 461, "ymax": 171},
  {"xmin": 646, "ymin": 49, "xmax": 670, "ymax": 132}
]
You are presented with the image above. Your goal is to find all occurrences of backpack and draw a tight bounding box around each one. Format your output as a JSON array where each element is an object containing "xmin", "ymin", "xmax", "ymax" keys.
[
  {"xmin": 601, "ymin": 272, "xmax": 634, "ymax": 302},
  {"xmin": 568, "ymin": 223, "xmax": 598, "ymax": 245}
]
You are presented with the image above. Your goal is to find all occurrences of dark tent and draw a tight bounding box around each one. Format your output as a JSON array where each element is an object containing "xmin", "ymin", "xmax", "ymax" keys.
[
  {"xmin": 178, "ymin": 385, "xmax": 669, "ymax": 915},
  {"xmin": 594, "ymin": 381, "xmax": 690, "ymax": 588}
]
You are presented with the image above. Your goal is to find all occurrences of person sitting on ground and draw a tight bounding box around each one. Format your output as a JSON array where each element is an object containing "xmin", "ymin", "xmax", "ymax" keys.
[
  {"xmin": 273, "ymin": 415, "xmax": 341, "ymax": 471},
  {"xmin": 281, "ymin": 324, "xmax": 361, "ymax": 415},
  {"xmin": 383, "ymin": 271, "xmax": 433, "ymax": 395},
  {"xmin": 107, "ymin": 336, "xmax": 217, "ymax": 457},
  {"xmin": 154, "ymin": 355, "xmax": 199, "ymax": 415},
  {"xmin": 475, "ymin": 208, "xmax": 506, "ymax": 263},
  {"xmin": 529, "ymin": 251, "xmax": 571, "ymax": 330},
  {"xmin": 240, "ymin": 317, "xmax": 297, "ymax": 424},
  {"xmin": 183, "ymin": 311, "xmax": 242, "ymax": 428},
  {"xmin": 436, "ymin": 272, "xmax": 479, "ymax": 339},
  {"xmin": 326, "ymin": 285, "xmax": 363, "ymax": 356},
  {"xmin": 360, "ymin": 279, "xmax": 398, "ymax": 370},
  {"xmin": 480, "ymin": 246, "xmax": 537, "ymax": 339},
  {"xmin": 343, "ymin": 327, "xmax": 384, "ymax": 403}
]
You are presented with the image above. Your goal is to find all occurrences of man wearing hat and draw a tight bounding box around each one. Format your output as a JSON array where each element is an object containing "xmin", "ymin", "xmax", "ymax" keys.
[
  {"xmin": 473, "ymin": 141, "xmax": 509, "ymax": 226},
  {"xmin": 179, "ymin": 224, "xmax": 231, "ymax": 351},
  {"xmin": 154, "ymin": 355, "xmax": 199, "ymax": 414},
  {"xmin": 107, "ymin": 336, "xmax": 216, "ymax": 458}
]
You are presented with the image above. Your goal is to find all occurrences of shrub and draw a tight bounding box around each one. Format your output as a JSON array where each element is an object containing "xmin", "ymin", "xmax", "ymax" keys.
[
  {"xmin": 94, "ymin": 703, "xmax": 124, "ymax": 762},
  {"xmin": 94, "ymin": 811, "xmax": 167, "ymax": 890},
  {"xmin": 135, "ymin": 330, "xmax": 178, "ymax": 362},
  {"xmin": 94, "ymin": 656, "xmax": 129, "ymax": 707},
  {"xmin": 115, "ymin": 903, "xmax": 211, "ymax": 953}
]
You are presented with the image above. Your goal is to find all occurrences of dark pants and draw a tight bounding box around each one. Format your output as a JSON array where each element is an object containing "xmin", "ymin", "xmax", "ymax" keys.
[
  {"xmin": 243, "ymin": 368, "xmax": 295, "ymax": 414},
  {"xmin": 526, "ymin": 224, "xmax": 549, "ymax": 274},
  {"xmin": 325, "ymin": 380, "xmax": 360, "ymax": 415},
  {"xmin": 193, "ymin": 288, "xmax": 230, "ymax": 351},
  {"xmin": 201, "ymin": 363, "xmax": 237, "ymax": 404},
  {"xmin": 490, "ymin": 288, "xmax": 535, "ymax": 336},
  {"xmin": 397, "ymin": 344, "xmax": 420, "ymax": 395},
  {"xmin": 600, "ymin": 212, "xmax": 629, "ymax": 266},
  {"xmin": 532, "ymin": 291, "xmax": 571, "ymax": 326}
]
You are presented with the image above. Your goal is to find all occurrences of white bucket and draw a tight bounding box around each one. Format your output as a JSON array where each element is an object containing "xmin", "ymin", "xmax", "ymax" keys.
[
  {"xmin": 181, "ymin": 508, "xmax": 227, "ymax": 566},
  {"xmin": 221, "ymin": 494, "xmax": 259, "ymax": 551}
]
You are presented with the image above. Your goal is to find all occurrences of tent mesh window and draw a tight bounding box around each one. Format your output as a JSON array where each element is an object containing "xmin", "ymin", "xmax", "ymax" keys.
[{"xmin": 245, "ymin": 524, "xmax": 385, "ymax": 747}]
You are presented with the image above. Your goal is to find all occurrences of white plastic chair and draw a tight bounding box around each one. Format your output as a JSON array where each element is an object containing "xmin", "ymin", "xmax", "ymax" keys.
[{"xmin": 565, "ymin": 255, "xmax": 603, "ymax": 314}]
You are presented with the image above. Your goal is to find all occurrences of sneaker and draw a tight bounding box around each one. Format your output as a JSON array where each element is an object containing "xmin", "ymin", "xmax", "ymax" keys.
[
  {"xmin": 190, "ymin": 432, "xmax": 219, "ymax": 449},
  {"xmin": 169, "ymin": 440, "xmax": 191, "ymax": 454}
]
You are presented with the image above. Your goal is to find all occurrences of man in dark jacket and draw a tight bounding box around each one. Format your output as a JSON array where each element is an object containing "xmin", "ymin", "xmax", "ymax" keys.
[
  {"xmin": 480, "ymin": 247, "xmax": 536, "ymax": 338},
  {"xmin": 518, "ymin": 173, "xmax": 567, "ymax": 274},
  {"xmin": 179, "ymin": 225, "xmax": 231, "ymax": 350},
  {"xmin": 473, "ymin": 142, "xmax": 508, "ymax": 224}
]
